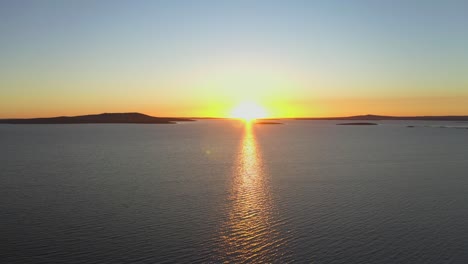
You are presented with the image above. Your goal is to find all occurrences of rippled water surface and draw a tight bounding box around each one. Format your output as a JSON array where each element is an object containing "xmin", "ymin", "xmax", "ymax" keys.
[{"xmin": 1, "ymin": 120, "xmax": 468, "ymax": 263}]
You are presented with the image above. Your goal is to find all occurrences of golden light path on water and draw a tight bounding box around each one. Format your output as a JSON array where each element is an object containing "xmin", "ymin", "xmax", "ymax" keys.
[{"xmin": 215, "ymin": 121, "xmax": 286, "ymax": 263}]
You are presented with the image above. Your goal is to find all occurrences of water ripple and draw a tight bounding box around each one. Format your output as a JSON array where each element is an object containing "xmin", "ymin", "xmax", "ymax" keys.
[{"xmin": 212, "ymin": 122, "xmax": 289, "ymax": 263}]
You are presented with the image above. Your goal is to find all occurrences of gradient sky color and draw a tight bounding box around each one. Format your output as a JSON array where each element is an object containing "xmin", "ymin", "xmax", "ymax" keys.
[{"xmin": 1, "ymin": 0, "xmax": 467, "ymax": 118}]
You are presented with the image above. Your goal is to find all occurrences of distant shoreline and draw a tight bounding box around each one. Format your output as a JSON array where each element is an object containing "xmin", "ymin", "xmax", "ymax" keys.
[
  {"xmin": 293, "ymin": 114, "xmax": 468, "ymax": 121},
  {"xmin": 0, "ymin": 113, "xmax": 194, "ymax": 124},
  {"xmin": 3, "ymin": 113, "xmax": 468, "ymax": 124}
]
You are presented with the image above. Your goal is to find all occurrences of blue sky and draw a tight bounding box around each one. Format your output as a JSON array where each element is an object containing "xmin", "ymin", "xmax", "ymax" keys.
[{"xmin": 1, "ymin": 0, "xmax": 467, "ymax": 117}]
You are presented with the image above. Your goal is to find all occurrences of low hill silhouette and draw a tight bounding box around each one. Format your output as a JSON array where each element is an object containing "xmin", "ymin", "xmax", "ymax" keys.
[
  {"xmin": 295, "ymin": 114, "xmax": 468, "ymax": 121},
  {"xmin": 0, "ymin": 113, "xmax": 194, "ymax": 124}
]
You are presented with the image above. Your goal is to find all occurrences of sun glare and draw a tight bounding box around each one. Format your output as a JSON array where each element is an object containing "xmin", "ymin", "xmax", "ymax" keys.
[{"xmin": 230, "ymin": 101, "xmax": 268, "ymax": 122}]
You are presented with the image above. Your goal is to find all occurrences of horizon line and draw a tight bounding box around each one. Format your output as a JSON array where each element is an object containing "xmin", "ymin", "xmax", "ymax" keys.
[{"xmin": 3, "ymin": 112, "xmax": 468, "ymax": 120}]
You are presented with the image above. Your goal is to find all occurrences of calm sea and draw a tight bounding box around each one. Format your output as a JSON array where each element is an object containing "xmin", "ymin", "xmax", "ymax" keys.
[{"xmin": 1, "ymin": 120, "xmax": 468, "ymax": 263}]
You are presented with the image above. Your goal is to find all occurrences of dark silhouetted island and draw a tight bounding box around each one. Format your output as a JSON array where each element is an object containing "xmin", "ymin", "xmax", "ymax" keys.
[
  {"xmin": 295, "ymin": 114, "xmax": 468, "ymax": 121},
  {"xmin": 0, "ymin": 113, "xmax": 194, "ymax": 124},
  {"xmin": 337, "ymin": 122, "xmax": 378, "ymax": 126}
]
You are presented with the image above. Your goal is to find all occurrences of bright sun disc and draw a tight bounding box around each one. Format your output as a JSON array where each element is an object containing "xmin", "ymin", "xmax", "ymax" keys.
[{"xmin": 230, "ymin": 102, "xmax": 268, "ymax": 122}]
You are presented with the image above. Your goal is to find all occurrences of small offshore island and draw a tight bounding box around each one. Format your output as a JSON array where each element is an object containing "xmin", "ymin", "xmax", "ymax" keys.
[
  {"xmin": 255, "ymin": 121, "xmax": 283, "ymax": 125},
  {"xmin": 0, "ymin": 113, "xmax": 194, "ymax": 124}
]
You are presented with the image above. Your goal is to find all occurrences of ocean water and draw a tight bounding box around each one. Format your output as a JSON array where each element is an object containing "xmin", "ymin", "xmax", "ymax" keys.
[{"xmin": 1, "ymin": 120, "xmax": 468, "ymax": 263}]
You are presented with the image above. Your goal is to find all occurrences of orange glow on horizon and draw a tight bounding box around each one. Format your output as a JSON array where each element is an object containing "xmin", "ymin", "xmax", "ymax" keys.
[{"xmin": 2, "ymin": 95, "xmax": 468, "ymax": 119}]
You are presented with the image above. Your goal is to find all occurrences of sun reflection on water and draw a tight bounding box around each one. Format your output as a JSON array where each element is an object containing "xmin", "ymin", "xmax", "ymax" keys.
[{"xmin": 215, "ymin": 122, "xmax": 282, "ymax": 263}]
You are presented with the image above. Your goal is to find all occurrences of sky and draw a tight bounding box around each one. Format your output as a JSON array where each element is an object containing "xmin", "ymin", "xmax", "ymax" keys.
[{"xmin": 1, "ymin": 0, "xmax": 467, "ymax": 118}]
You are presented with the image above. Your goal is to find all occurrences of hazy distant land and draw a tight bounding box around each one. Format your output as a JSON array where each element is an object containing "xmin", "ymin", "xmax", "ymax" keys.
[
  {"xmin": 0, "ymin": 113, "xmax": 194, "ymax": 124},
  {"xmin": 295, "ymin": 114, "xmax": 468, "ymax": 121}
]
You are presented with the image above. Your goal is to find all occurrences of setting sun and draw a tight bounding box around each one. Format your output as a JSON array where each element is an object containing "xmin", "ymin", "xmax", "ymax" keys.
[{"xmin": 230, "ymin": 101, "xmax": 268, "ymax": 122}]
